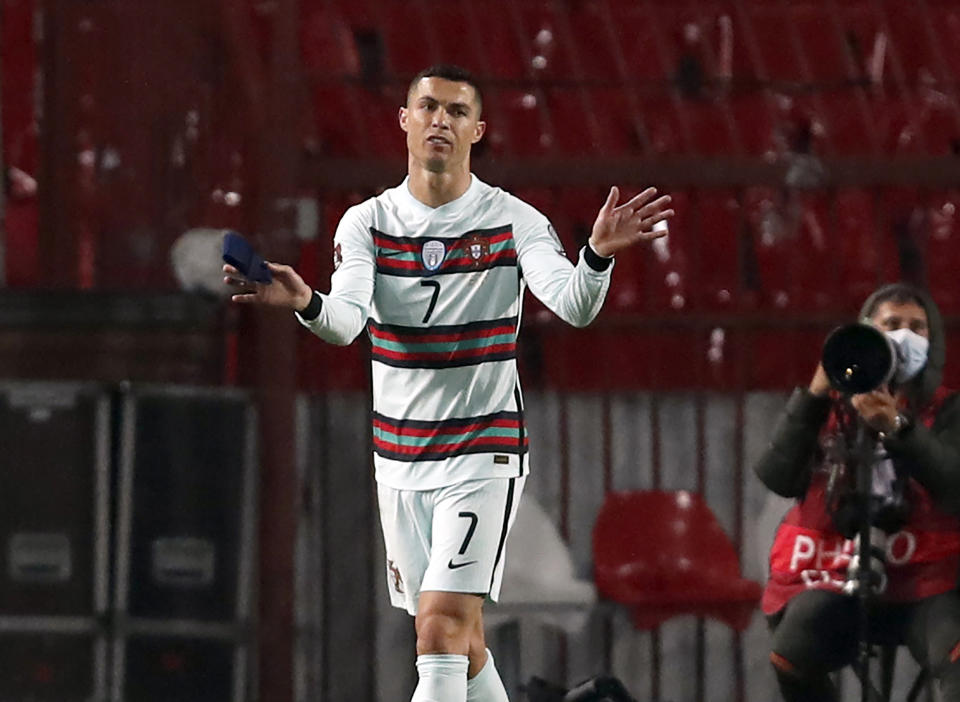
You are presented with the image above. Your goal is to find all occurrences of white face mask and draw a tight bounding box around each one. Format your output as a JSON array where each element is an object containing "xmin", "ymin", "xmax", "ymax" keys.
[{"xmin": 885, "ymin": 328, "xmax": 929, "ymax": 384}]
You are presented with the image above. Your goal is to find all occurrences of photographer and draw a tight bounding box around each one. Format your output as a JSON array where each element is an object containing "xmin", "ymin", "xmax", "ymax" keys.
[{"xmin": 755, "ymin": 283, "xmax": 960, "ymax": 701}]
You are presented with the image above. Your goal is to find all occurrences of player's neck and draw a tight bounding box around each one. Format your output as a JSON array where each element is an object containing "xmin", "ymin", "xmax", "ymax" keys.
[{"xmin": 406, "ymin": 161, "xmax": 472, "ymax": 209}]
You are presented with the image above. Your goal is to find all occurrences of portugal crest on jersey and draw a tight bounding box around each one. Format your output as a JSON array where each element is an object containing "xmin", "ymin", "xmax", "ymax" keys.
[
  {"xmin": 421, "ymin": 240, "xmax": 446, "ymax": 271},
  {"xmin": 463, "ymin": 234, "xmax": 490, "ymax": 269}
]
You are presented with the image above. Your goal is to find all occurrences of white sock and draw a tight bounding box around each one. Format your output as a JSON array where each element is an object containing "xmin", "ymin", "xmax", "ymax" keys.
[
  {"xmin": 467, "ymin": 649, "xmax": 509, "ymax": 702},
  {"xmin": 412, "ymin": 653, "xmax": 469, "ymax": 702}
]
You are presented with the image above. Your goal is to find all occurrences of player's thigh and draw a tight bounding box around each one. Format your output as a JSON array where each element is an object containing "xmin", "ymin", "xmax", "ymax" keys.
[
  {"xmin": 421, "ymin": 476, "xmax": 525, "ymax": 597},
  {"xmin": 377, "ymin": 482, "xmax": 434, "ymax": 614}
]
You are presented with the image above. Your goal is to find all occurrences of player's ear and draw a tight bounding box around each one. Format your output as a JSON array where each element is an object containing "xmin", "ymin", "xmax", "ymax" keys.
[
  {"xmin": 399, "ymin": 106, "xmax": 408, "ymax": 132},
  {"xmin": 472, "ymin": 119, "xmax": 486, "ymax": 143}
]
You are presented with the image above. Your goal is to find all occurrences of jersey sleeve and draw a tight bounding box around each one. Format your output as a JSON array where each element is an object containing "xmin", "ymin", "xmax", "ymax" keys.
[
  {"xmin": 295, "ymin": 204, "xmax": 375, "ymax": 345},
  {"xmin": 512, "ymin": 198, "xmax": 613, "ymax": 328}
]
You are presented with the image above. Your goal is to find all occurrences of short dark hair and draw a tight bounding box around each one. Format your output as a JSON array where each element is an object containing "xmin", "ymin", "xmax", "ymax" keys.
[
  {"xmin": 863, "ymin": 283, "xmax": 926, "ymax": 319},
  {"xmin": 407, "ymin": 64, "xmax": 483, "ymax": 113}
]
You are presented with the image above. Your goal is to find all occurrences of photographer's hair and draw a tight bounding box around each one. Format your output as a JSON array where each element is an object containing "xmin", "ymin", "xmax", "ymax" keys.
[
  {"xmin": 861, "ymin": 283, "xmax": 926, "ymax": 320},
  {"xmin": 407, "ymin": 64, "xmax": 483, "ymax": 113}
]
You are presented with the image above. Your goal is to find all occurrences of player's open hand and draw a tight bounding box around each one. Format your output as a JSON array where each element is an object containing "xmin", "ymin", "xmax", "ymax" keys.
[
  {"xmin": 588, "ymin": 186, "xmax": 674, "ymax": 257},
  {"xmin": 223, "ymin": 262, "xmax": 314, "ymax": 311}
]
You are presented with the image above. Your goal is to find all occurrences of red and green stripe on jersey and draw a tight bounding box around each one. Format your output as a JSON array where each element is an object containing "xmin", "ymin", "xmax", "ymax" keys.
[
  {"xmin": 369, "ymin": 316, "xmax": 518, "ymax": 369},
  {"xmin": 373, "ymin": 224, "xmax": 517, "ymax": 276},
  {"xmin": 372, "ymin": 410, "xmax": 528, "ymax": 462}
]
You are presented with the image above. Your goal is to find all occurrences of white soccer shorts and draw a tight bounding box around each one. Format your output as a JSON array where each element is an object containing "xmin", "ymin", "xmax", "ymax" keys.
[{"xmin": 377, "ymin": 476, "xmax": 526, "ymax": 615}]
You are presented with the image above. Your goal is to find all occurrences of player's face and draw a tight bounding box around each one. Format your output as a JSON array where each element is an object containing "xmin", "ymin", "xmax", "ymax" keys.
[
  {"xmin": 869, "ymin": 300, "xmax": 929, "ymax": 339},
  {"xmin": 400, "ymin": 77, "xmax": 485, "ymax": 173}
]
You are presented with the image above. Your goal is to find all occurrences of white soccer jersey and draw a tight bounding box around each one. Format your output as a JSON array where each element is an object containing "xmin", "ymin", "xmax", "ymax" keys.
[{"xmin": 298, "ymin": 175, "xmax": 613, "ymax": 489}]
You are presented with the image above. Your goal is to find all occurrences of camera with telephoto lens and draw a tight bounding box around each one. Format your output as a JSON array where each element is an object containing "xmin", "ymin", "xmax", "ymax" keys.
[
  {"xmin": 821, "ymin": 323, "xmax": 898, "ymax": 394},
  {"xmin": 821, "ymin": 323, "xmax": 911, "ymax": 535}
]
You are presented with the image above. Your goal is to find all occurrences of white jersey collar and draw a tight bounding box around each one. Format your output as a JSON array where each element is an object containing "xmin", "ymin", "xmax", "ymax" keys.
[{"xmin": 399, "ymin": 174, "xmax": 484, "ymax": 216}]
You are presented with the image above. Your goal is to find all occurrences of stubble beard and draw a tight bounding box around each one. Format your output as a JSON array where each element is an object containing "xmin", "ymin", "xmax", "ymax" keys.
[{"xmin": 424, "ymin": 155, "xmax": 447, "ymax": 173}]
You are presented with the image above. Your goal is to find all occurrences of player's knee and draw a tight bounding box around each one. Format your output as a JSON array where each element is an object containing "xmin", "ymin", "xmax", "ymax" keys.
[{"xmin": 416, "ymin": 610, "xmax": 472, "ymax": 655}]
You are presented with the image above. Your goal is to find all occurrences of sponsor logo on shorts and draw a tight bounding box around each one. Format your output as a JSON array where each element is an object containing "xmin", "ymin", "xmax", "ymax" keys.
[
  {"xmin": 447, "ymin": 558, "xmax": 478, "ymax": 570},
  {"xmin": 493, "ymin": 455, "xmax": 510, "ymax": 465}
]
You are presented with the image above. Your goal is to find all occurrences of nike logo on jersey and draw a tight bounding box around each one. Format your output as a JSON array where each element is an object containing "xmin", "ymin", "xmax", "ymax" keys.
[
  {"xmin": 447, "ymin": 558, "xmax": 478, "ymax": 570},
  {"xmin": 378, "ymin": 249, "xmax": 404, "ymax": 257}
]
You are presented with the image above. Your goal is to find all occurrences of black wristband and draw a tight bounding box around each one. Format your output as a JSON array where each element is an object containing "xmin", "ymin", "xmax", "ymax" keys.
[
  {"xmin": 584, "ymin": 243, "xmax": 613, "ymax": 272},
  {"xmin": 298, "ymin": 291, "xmax": 322, "ymax": 321}
]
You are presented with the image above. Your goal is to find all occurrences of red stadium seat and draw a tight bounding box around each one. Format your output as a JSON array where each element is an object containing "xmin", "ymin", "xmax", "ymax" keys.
[
  {"xmin": 743, "ymin": 328, "xmax": 826, "ymax": 390},
  {"xmin": 511, "ymin": 3, "xmax": 578, "ymax": 81},
  {"xmin": 377, "ymin": 1, "xmax": 436, "ymax": 78},
  {"xmin": 743, "ymin": 187, "xmax": 838, "ymax": 312},
  {"xmin": 300, "ymin": 4, "xmax": 361, "ymax": 79},
  {"xmin": 683, "ymin": 99, "xmax": 738, "ymax": 156},
  {"xmin": 311, "ymin": 84, "xmax": 365, "ymax": 157},
  {"xmin": 871, "ymin": 93, "xmax": 930, "ymax": 155},
  {"xmin": 693, "ymin": 189, "xmax": 746, "ymax": 311},
  {"xmin": 741, "ymin": 6, "xmax": 802, "ymax": 83},
  {"xmin": 578, "ymin": 88, "xmax": 646, "ymax": 155},
  {"xmin": 787, "ymin": 4, "xmax": 857, "ymax": 85},
  {"xmin": 791, "ymin": 193, "xmax": 837, "ymax": 310},
  {"xmin": 926, "ymin": 5, "xmax": 960, "ymax": 82},
  {"xmin": 833, "ymin": 187, "xmax": 895, "ymax": 305},
  {"xmin": 914, "ymin": 99, "xmax": 960, "ymax": 156},
  {"xmin": 328, "ymin": 0, "xmax": 378, "ymax": 29},
  {"xmin": 728, "ymin": 93, "xmax": 776, "ymax": 157},
  {"xmin": 562, "ymin": 1, "xmax": 624, "ymax": 82},
  {"xmin": 4, "ymin": 200, "xmax": 40, "ymax": 288},
  {"xmin": 424, "ymin": 2, "xmax": 488, "ymax": 77},
  {"xmin": 741, "ymin": 185, "xmax": 790, "ymax": 311},
  {"xmin": 619, "ymin": 189, "xmax": 691, "ymax": 314},
  {"xmin": 923, "ymin": 190, "xmax": 960, "ymax": 316},
  {"xmin": 606, "ymin": 4, "xmax": 672, "ymax": 85},
  {"xmin": 593, "ymin": 490, "xmax": 762, "ymax": 631},
  {"xmin": 816, "ymin": 92, "xmax": 877, "ymax": 156},
  {"xmin": 460, "ymin": 0, "xmax": 529, "ymax": 80},
  {"xmin": 544, "ymin": 87, "xmax": 604, "ymax": 155},
  {"xmin": 487, "ymin": 88, "xmax": 553, "ymax": 157},
  {"xmin": 632, "ymin": 93, "xmax": 686, "ymax": 156},
  {"xmin": 552, "ymin": 186, "xmax": 600, "ymax": 253},
  {"xmin": 828, "ymin": 1, "xmax": 879, "ymax": 85},
  {"xmin": 877, "ymin": 4, "xmax": 941, "ymax": 87}
]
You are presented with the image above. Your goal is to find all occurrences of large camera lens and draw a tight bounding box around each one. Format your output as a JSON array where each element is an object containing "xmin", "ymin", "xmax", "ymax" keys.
[{"xmin": 822, "ymin": 323, "xmax": 896, "ymax": 394}]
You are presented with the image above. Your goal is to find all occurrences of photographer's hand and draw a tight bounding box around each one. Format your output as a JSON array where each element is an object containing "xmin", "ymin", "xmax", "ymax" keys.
[
  {"xmin": 851, "ymin": 388, "xmax": 899, "ymax": 433},
  {"xmin": 809, "ymin": 363, "xmax": 831, "ymax": 397}
]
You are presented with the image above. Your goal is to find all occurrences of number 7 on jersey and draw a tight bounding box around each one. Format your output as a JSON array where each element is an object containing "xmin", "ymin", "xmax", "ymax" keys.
[{"xmin": 420, "ymin": 279, "xmax": 441, "ymax": 324}]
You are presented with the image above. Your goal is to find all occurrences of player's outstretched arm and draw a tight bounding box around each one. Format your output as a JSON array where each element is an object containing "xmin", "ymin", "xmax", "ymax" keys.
[
  {"xmin": 223, "ymin": 262, "xmax": 314, "ymax": 311},
  {"xmin": 588, "ymin": 186, "xmax": 674, "ymax": 257}
]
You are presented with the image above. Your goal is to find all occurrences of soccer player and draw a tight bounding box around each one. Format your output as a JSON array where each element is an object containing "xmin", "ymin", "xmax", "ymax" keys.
[{"xmin": 225, "ymin": 64, "xmax": 673, "ymax": 702}]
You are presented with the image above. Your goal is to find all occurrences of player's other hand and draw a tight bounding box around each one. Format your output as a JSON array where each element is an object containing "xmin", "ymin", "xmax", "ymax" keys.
[
  {"xmin": 223, "ymin": 262, "xmax": 314, "ymax": 311},
  {"xmin": 588, "ymin": 186, "xmax": 674, "ymax": 258}
]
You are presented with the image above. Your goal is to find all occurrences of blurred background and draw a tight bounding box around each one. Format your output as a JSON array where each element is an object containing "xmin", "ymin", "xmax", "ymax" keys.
[{"xmin": 3, "ymin": 0, "xmax": 960, "ymax": 700}]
